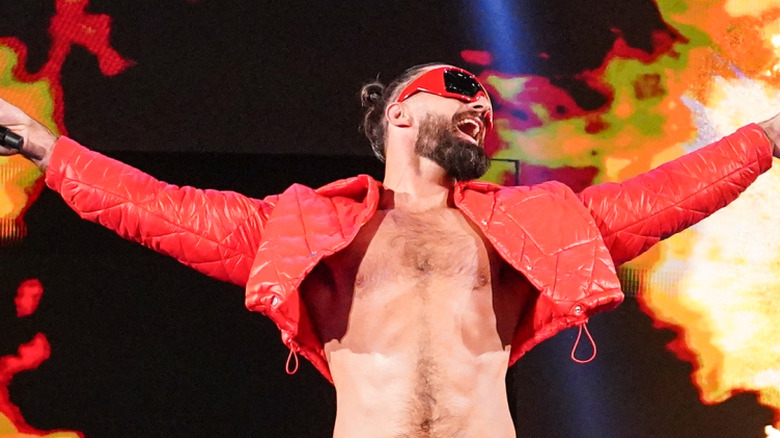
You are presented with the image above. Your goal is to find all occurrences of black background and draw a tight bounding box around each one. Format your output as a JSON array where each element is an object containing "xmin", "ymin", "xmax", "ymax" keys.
[{"xmin": 2, "ymin": 0, "xmax": 669, "ymax": 154}]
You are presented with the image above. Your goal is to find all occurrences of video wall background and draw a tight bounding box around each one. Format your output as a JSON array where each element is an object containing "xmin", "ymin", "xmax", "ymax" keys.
[{"xmin": 1, "ymin": 1, "xmax": 779, "ymax": 437}]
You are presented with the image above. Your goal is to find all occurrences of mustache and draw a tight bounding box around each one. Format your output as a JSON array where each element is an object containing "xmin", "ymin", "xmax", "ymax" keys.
[
  {"xmin": 452, "ymin": 110, "xmax": 488, "ymax": 128},
  {"xmin": 414, "ymin": 113, "xmax": 490, "ymax": 181}
]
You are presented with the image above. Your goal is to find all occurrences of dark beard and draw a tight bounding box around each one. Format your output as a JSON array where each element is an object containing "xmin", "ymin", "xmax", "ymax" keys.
[{"xmin": 414, "ymin": 112, "xmax": 489, "ymax": 181}]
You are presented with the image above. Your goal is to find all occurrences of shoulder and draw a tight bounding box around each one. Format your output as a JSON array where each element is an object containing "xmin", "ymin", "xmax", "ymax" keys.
[
  {"xmin": 269, "ymin": 174, "xmax": 381, "ymax": 213},
  {"xmin": 315, "ymin": 174, "xmax": 379, "ymax": 198}
]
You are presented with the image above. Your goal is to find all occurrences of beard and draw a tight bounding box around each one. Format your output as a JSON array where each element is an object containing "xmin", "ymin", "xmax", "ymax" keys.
[{"xmin": 414, "ymin": 112, "xmax": 489, "ymax": 181}]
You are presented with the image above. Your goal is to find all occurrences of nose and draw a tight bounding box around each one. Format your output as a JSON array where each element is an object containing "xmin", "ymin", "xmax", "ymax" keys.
[
  {"xmin": 467, "ymin": 95, "xmax": 490, "ymax": 112},
  {"xmin": 467, "ymin": 95, "xmax": 493, "ymax": 129}
]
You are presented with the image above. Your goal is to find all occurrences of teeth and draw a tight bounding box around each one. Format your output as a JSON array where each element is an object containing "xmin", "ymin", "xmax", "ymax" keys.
[{"xmin": 457, "ymin": 119, "xmax": 482, "ymax": 140}]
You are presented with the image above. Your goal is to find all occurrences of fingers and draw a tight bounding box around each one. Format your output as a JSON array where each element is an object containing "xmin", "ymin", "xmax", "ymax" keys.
[
  {"xmin": 0, "ymin": 100, "xmax": 24, "ymax": 156},
  {"xmin": 0, "ymin": 116, "xmax": 22, "ymax": 156},
  {"xmin": 0, "ymin": 98, "xmax": 55, "ymax": 166},
  {"xmin": 1, "ymin": 125, "xmax": 23, "ymax": 149},
  {"xmin": 0, "ymin": 97, "xmax": 33, "ymax": 139},
  {"xmin": 0, "ymin": 97, "xmax": 34, "ymax": 128},
  {"xmin": 0, "ymin": 97, "xmax": 19, "ymax": 123},
  {"xmin": 0, "ymin": 145, "xmax": 20, "ymax": 157}
]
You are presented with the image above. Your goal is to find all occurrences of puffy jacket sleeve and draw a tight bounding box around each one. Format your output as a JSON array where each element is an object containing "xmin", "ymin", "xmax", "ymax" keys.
[
  {"xmin": 44, "ymin": 136, "xmax": 276, "ymax": 286},
  {"xmin": 577, "ymin": 124, "xmax": 774, "ymax": 266}
]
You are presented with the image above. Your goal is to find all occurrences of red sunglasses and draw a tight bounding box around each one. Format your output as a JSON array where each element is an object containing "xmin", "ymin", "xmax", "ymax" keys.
[{"xmin": 396, "ymin": 66, "xmax": 493, "ymax": 130}]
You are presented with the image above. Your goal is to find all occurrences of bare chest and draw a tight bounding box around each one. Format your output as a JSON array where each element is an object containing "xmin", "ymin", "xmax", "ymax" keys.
[
  {"xmin": 301, "ymin": 207, "xmax": 528, "ymax": 349},
  {"xmin": 300, "ymin": 207, "xmax": 530, "ymax": 437},
  {"xmin": 357, "ymin": 208, "xmax": 491, "ymax": 288}
]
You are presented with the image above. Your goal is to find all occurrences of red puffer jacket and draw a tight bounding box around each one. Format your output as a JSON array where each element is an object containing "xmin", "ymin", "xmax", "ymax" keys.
[{"xmin": 45, "ymin": 125, "xmax": 774, "ymax": 383}]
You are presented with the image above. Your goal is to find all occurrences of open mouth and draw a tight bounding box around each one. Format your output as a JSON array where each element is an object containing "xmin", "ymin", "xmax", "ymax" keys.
[{"xmin": 455, "ymin": 117, "xmax": 484, "ymax": 143}]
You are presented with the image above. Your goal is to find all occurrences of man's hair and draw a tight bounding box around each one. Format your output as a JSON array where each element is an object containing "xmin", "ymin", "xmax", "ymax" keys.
[{"xmin": 359, "ymin": 63, "xmax": 443, "ymax": 161}]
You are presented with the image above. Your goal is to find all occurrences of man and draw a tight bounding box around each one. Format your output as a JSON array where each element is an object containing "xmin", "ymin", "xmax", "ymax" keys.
[{"xmin": 1, "ymin": 63, "xmax": 779, "ymax": 437}]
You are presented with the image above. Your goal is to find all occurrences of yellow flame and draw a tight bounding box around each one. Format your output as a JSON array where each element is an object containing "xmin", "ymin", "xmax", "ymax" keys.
[
  {"xmin": 483, "ymin": 0, "xmax": 780, "ymax": 429},
  {"xmin": 1, "ymin": 412, "xmax": 80, "ymax": 437},
  {"xmin": 639, "ymin": 2, "xmax": 780, "ymax": 429},
  {"xmin": 0, "ymin": 45, "xmax": 58, "ymax": 243}
]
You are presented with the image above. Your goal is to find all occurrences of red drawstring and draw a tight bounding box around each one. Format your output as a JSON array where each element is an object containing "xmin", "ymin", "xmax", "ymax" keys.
[
  {"xmin": 570, "ymin": 323, "xmax": 597, "ymax": 364},
  {"xmin": 285, "ymin": 347, "xmax": 299, "ymax": 375}
]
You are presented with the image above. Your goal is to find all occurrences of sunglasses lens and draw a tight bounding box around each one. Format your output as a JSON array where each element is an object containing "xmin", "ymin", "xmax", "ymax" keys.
[{"xmin": 443, "ymin": 69, "xmax": 483, "ymax": 98}]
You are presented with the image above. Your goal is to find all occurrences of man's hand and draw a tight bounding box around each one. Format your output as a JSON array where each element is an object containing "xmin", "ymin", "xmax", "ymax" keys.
[
  {"xmin": 758, "ymin": 113, "xmax": 780, "ymax": 159},
  {"xmin": 0, "ymin": 98, "xmax": 58, "ymax": 170}
]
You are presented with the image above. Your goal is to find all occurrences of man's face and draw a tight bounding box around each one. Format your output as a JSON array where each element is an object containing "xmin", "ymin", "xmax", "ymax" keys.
[
  {"xmin": 393, "ymin": 65, "xmax": 493, "ymax": 180},
  {"xmin": 413, "ymin": 106, "xmax": 490, "ymax": 181}
]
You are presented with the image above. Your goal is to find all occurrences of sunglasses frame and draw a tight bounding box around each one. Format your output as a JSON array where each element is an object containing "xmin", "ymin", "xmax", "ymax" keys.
[{"xmin": 395, "ymin": 66, "xmax": 493, "ymax": 130}]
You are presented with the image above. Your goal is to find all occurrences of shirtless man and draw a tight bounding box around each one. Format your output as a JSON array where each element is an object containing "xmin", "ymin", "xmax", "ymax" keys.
[{"xmin": 1, "ymin": 63, "xmax": 779, "ymax": 437}]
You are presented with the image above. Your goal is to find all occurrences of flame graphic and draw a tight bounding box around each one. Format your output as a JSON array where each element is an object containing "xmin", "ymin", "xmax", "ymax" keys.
[
  {"xmin": 1, "ymin": 280, "xmax": 81, "ymax": 438},
  {"xmin": 0, "ymin": 45, "xmax": 52, "ymax": 244},
  {"xmin": 2, "ymin": 0, "xmax": 779, "ymax": 434},
  {"xmin": 0, "ymin": 0, "xmax": 132, "ymax": 244},
  {"xmin": 1, "ymin": 0, "xmax": 131, "ymax": 434},
  {"xmin": 475, "ymin": 0, "xmax": 780, "ymax": 432}
]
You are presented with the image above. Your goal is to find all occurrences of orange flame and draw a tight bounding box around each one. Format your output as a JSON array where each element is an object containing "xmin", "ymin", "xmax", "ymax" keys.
[
  {"xmin": 0, "ymin": 0, "xmax": 133, "ymax": 244},
  {"xmin": 474, "ymin": 0, "xmax": 780, "ymax": 431},
  {"xmin": 1, "ymin": 0, "xmax": 131, "ymax": 435}
]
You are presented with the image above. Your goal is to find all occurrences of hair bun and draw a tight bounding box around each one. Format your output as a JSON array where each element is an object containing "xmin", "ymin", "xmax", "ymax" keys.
[{"xmin": 360, "ymin": 82, "xmax": 385, "ymax": 108}]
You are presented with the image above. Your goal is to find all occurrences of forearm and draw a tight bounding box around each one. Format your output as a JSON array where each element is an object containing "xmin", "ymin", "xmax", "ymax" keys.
[
  {"xmin": 20, "ymin": 126, "xmax": 56, "ymax": 170},
  {"xmin": 1, "ymin": 94, "xmax": 269, "ymax": 285},
  {"xmin": 578, "ymin": 124, "xmax": 774, "ymax": 265},
  {"xmin": 46, "ymin": 137, "xmax": 272, "ymax": 285}
]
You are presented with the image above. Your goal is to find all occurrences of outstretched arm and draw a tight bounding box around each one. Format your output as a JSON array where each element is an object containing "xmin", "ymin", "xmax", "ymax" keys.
[
  {"xmin": 758, "ymin": 113, "xmax": 780, "ymax": 159},
  {"xmin": 577, "ymin": 122, "xmax": 776, "ymax": 266},
  {"xmin": 0, "ymin": 98, "xmax": 274, "ymax": 286}
]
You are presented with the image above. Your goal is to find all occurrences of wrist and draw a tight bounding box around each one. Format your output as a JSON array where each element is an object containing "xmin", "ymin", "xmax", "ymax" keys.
[
  {"xmin": 22, "ymin": 126, "xmax": 57, "ymax": 171},
  {"xmin": 757, "ymin": 119, "xmax": 780, "ymax": 159}
]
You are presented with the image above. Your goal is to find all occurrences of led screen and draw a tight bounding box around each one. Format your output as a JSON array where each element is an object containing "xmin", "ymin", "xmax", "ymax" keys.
[{"xmin": 1, "ymin": 1, "xmax": 779, "ymax": 437}]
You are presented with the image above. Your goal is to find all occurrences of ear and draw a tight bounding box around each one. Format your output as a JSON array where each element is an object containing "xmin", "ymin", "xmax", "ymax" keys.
[{"xmin": 385, "ymin": 102, "xmax": 413, "ymax": 128}]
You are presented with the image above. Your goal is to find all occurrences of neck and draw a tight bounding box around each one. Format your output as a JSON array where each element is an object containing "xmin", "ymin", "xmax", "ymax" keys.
[{"xmin": 382, "ymin": 153, "xmax": 455, "ymax": 211}]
